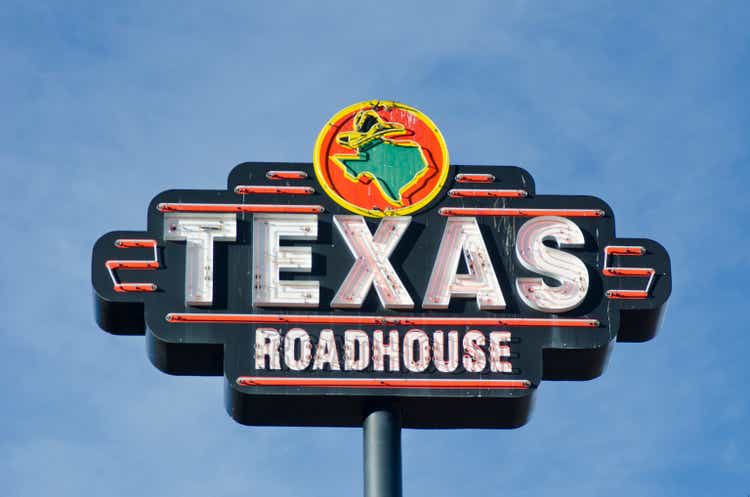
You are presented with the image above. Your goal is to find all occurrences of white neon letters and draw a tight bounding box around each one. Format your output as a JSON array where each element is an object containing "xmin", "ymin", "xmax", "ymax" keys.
[
  {"xmin": 344, "ymin": 330, "xmax": 370, "ymax": 371},
  {"xmin": 166, "ymin": 212, "xmax": 592, "ymax": 314},
  {"xmin": 403, "ymin": 330, "xmax": 430, "ymax": 372},
  {"xmin": 252, "ymin": 214, "xmax": 319, "ymax": 308},
  {"xmin": 489, "ymin": 331, "xmax": 512, "ymax": 373},
  {"xmin": 253, "ymin": 328, "xmax": 516, "ymax": 374},
  {"xmin": 373, "ymin": 330, "xmax": 400, "ymax": 372},
  {"xmin": 255, "ymin": 327, "xmax": 281, "ymax": 370},
  {"xmin": 462, "ymin": 330, "xmax": 486, "ymax": 372},
  {"xmin": 423, "ymin": 217, "xmax": 506, "ymax": 310},
  {"xmin": 332, "ymin": 216, "xmax": 414, "ymax": 309},
  {"xmin": 312, "ymin": 329, "xmax": 340, "ymax": 371},
  {"xmin": 432, "ymin": 331, "xmax": 459, "ymax": 372},
  {"xmin": 515, "ymin": 216, "xmax": 589, "ymax": 313},
  {"xmin": 284, "ymin": 328, "xmax": 312, "ymax": 371},
  {"xmin": 164, "ymin": 213, "xmax": 237, "ymax": 306}
]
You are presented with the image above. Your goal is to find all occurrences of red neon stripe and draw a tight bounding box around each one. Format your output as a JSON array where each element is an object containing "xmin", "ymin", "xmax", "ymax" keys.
[
  {"xmin": 115, "ymin": 239, "xmax": 157, "ymax": 248},
  {"xmin": 605, "ymin": 246, "xmax": 646, "ymax": 256},
  {"xmin": 106, "ymin": 261, "xmax": 159, "ymax": 270},
  {"xmin": 157, "ymin": 203, "xmax": 325, "ymax": 214},
  {"xmin": 166, "ymin": 313, "xmax": 599, "ymax": 327},
  {"xmin": 114, "ymin": 283, "xmax": 157, "ymax": 293},
  {"xmin": 606, "ymin": 290, "xmax": 649, "ymax": 299},
  {"xmin": 108, "ymin": 239, "xmax": 159, "ymax": 293},
  {"xmin": 455, "ymin": 173, "xmax": 495, "ymax": 183},
  {"xmin": 266, "ymin": 170, "xmax": 308, "ymax": 180},
  {"xmin": 439, "ymin": 207, "xmax": 605, "ymax": 217},
  {"xmin": 448, "ymin": 189, "xmax": 528, "ymax": 198},
  {"xmin": 236, "ymin": 377, "xmax": 531, "ymax": 390},
  {"xmin": 234, "ymin": 185, "xmax": 315, "ymax": 195},
  {"xmin": 603, "ymin": 268, "xmax": 654, "ymax": 277}
]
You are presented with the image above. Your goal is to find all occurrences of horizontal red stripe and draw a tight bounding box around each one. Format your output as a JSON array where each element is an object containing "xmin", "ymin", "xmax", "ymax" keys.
[
  {"xmin": 455, "ymin": 173, "xmax": 495, "ymax": 183},
  {"xmin": 114, "ymin": 239, "xmax": 157, "ymax": 248},
  {"xmin": 605, "ymin": 246, "xmax": 645, "ymax": 256},
  {"xmin": 157, "ymin": 203, "xmax": 324, "ymax": 214},
  {"xmin": 114, "ymin": 283, "xmax": 157, "ymax": 293},
  {"xmin": 236, "ymin": 376, "xmax": 531, "ymax": 390},
  {"xmin": 234, "ymin": 185, "xmax": 315, "ymax": 195},
  {"xmin": 266, "ymin": 170, "xmax": 308, "ymax": 180},
  {"xmin": 603, "ymin": 268, "xmax": 654, "ymax": 277},
  {"xmin": 439, "ymin": 207, "xmax": 605, "ymax": 217},
  {"xmin": 106, "ymin": 261, "xmax": 159, "ymax": 270},
  {"xmin": 606, "ymin": 290, "xmax": 648, "ymax": 299},
  {"xmin": 166, "ymin": 313, "xmax": 599, "ymax": 327},
  {"xmin": 448, "ymin": 189, "xmax": 528, "ymax": 198}
]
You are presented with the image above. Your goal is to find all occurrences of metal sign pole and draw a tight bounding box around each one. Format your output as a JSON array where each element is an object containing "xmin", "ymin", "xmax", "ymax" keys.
[{"xmin": 363, "ymin": 408, "xmax": 402, "ymax": 497}]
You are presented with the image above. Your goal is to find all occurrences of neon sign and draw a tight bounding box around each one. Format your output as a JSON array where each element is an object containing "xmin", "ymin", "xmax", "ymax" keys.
[{"xmin": 92, "ymin": 101, "xmax": 671, "ymax": 428}]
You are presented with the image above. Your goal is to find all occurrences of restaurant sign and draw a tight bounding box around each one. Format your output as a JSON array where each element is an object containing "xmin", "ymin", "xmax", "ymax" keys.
[{"xmin": 92, "ymin": 101, "xmax": 671, "ymax": 428}]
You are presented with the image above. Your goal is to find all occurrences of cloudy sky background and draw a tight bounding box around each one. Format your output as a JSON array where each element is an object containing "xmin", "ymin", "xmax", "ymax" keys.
[{"xmin": 2, "ymin": 1, "xmax": 748, "ymax": 496}]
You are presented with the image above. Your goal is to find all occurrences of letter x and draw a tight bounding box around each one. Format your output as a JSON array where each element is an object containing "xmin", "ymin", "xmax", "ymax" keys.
[{"xmin": 332, "ymin": 215, "xmax": 414, "ymax": 309}]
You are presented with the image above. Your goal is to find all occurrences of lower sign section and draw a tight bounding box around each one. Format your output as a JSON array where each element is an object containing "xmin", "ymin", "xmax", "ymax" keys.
[{"xmin": 222, "ymin": 324, "xmax": 544, "ymax": 428}]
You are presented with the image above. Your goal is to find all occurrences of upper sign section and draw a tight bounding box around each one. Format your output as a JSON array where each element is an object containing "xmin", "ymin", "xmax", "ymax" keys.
[
  {"xmin": 314, "ymin": 101, "xmax": 449, "ymax": 217},
  {"xmin": 92, "ymin": 102, "xmax": 671, "ymax": 429}
]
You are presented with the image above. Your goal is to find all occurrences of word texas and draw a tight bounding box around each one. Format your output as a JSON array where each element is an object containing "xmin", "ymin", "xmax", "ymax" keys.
[{"xmin": 165, "ymin": 211, "xmax": 591, "ymax": 314}]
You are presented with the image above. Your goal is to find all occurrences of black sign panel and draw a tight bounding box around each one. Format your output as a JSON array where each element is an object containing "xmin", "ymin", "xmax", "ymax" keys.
[{"xmin": 92, "ymin": 162, "xmax": 670, "ymax": 428}]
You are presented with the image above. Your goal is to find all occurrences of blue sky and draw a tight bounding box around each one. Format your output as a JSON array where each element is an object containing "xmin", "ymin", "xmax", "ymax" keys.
[{"xmin": 2, "ymin": 1, "xmax": 749, "ymax": 496}]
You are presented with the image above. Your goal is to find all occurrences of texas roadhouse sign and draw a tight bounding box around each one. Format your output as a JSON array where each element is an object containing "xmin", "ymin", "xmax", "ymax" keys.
[{"xmin": 92, "ymin": 101, "xmax": 671, "ymax": 429}]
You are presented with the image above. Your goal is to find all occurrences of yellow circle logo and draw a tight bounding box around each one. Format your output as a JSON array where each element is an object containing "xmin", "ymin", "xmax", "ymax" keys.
[{"xmin": 313, "ymin": 101, "xmax": 450, "ymax": 217}]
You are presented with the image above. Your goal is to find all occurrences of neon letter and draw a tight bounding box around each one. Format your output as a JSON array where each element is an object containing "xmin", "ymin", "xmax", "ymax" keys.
[
  {"xmin": 252, "ymin": 214, "xmax": 319, "ymax": 308},
  {"xmin": 515, "ymin": 216, "xmax": 589, "ymax": 313},
  {"xmin": 423, "ymin": 217, "xmax": 506, "ymax": 310},
  {"xmin": 332, "ymin": 215, "xmax": 414, "ymax": 309}
]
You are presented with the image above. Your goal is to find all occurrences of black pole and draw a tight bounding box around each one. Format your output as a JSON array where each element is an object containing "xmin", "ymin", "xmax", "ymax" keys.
[{"xmin": 363, "ymin": 408, "xmax": 402, "ymax": 497}]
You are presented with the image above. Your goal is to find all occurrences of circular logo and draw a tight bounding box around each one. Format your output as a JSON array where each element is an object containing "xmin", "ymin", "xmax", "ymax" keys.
[{"xmin": 314, "ymin": 101, "xmax": 450, "ymax": 218}]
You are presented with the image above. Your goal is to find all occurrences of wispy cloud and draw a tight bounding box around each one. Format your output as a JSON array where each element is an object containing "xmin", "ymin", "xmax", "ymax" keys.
[{"xmin": 2, "ymin": 1, "xmax": 748, "ymax": 496}]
